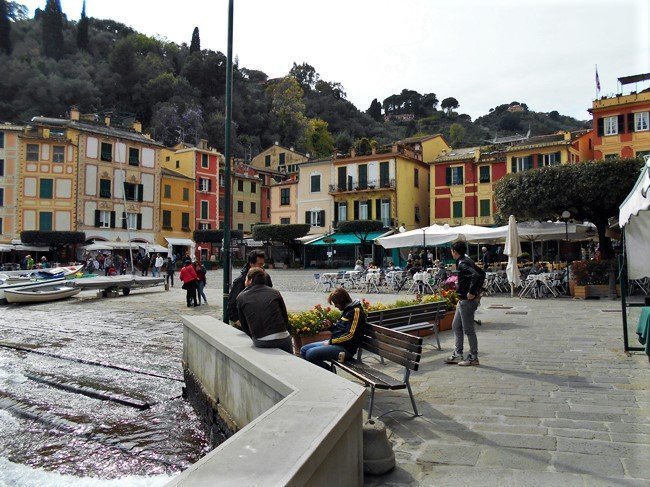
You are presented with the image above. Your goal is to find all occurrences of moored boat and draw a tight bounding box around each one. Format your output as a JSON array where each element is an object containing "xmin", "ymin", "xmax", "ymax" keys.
[
  {"xmin": 0, "ymin": 276, "xmax": 66, "ymax": 301},
  {"xmin": 4, "ymin": 284, "xmax": 81, "ymax": 304}
]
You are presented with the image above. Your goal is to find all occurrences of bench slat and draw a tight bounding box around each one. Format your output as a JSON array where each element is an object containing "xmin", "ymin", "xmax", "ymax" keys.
[
  {"xmin": 362, "ymin": 336, "xmax": 421, "ymax": 362},
  {"xmin": 362, "ymin": 342, "xmax": 420, "ymax": 371},
  {"xmin": 364, "ymin": 328, "xmax": 423, "ymax": 353},
  {"xmin": 366, "ymin": 324, "xmax": 423, "ymax": 346},
  {"xmin": 394, "ymin": 322, "xmax": 436, "ymax": 333},
  {"xmin": 334, "ymin": 361, "xmax": 406, "ymax": 389}
]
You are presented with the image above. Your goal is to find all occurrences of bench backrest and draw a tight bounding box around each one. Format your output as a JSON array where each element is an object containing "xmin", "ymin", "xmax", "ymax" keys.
[
  {"xmin": 360, "ymin": 324, "xmax": 423, "ymax": 372},
  {"xmin": 366, "ymin": 301, "xmax": 448, "ymax": 329}
]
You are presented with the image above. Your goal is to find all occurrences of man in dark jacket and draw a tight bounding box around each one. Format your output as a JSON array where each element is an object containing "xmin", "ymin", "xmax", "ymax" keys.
[
  {"xmin": 226, "ymin": 250, "xmax": 272, "ymax": 326},
  {"xmin": 236, "ymin": 267, "xmax": 292, "ymax": 353},
  {"xmin": 301, "ymin": 288, "xmax": 366, "ymax": 369},
  {"xmin": 445, "ymin": 241, "xmax": 486, "ymax": 366}
]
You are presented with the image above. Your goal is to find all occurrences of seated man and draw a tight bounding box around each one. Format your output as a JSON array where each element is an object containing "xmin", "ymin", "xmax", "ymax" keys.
[
  {"xmin": 301, "ymin": 288, "xmax": 366, "ymax": 369},
  {"xmin": 236, "ymin": 267, "xmax": 292, "ymax": 354}
]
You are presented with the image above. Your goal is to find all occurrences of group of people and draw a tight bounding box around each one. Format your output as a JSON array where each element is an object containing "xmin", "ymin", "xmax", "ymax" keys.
[
  {"xmin": 178, "ymin": 260, "xmax": 208, "ymax": 307},
  {"xmin": 84, "ymin": 252, "xmax": 128, "ymax": 275},
  {"xmin": 19, "ymin": 254, "xmax": 49, "ymax": 270}
]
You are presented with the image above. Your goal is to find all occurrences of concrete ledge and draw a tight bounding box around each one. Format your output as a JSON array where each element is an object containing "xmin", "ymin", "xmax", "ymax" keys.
[{"xmin": 169, "ymin": 315, "xmax": 366, "ymax": 487}]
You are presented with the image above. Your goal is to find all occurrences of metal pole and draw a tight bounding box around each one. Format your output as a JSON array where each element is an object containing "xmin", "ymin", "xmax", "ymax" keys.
[
  {"xmin": 221, "ymin": 0, "xmax": 234, "ymax": 322},
  {"xmin": 121, "ymin": 172, "xmax": 134, "ymax": 274}
]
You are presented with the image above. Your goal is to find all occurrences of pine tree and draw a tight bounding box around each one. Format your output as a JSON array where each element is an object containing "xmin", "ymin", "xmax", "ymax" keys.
[
  {"xmin": 189, "ymin": 26, "xmax": 200, "ymax": 54},
  {"xmin": 0, "ymin": 0, "xmax": 12, "ymax": 55},
  {"xmin": 76, "ymin": 0, "xmax": 89, "ymax": 51},
  {"xmin": 367, "ymin": 98, "xmax": 382, "ymax": 122},
  {"xmin": 42, "ymin": 0, "xmax": 64, "ymax": 59}
]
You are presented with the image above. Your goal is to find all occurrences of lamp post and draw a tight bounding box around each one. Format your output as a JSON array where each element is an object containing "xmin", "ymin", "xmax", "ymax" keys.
[{"xmin": 561, "ymin": 210, "xmax": 570, "ymax": 271}]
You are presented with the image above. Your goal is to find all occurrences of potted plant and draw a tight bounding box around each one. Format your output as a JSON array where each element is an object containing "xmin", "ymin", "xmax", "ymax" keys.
[
  {"xmin": 571, "ymin": 260, "xmax": 618, "ymax": 298},
  {"xmin": 288, "ymin": 305, "xmax": 341, "ymax": 355}
]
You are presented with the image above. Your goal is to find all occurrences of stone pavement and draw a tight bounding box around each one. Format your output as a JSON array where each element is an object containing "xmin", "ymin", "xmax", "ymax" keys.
[{"xmin": 361, "ymin": 296, "xmax": 650, "ymax": 486}]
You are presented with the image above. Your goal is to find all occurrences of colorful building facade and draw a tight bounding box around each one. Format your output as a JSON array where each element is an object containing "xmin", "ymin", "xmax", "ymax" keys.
[
  {"xmin": 270, "ymin": 178, "xmax": 298, "ymax": 225},
  {"xmin": 18, "ymin": 121, "xmax": 78, "ymax": 235},
  {"xmin": 250, "ymin": 143, "xmax": 309, "ymax": 174},
  {"xmin": 232, "ymin": 164, "xmax": 262, "ymax": 232},
  {"xmin": 0, "ymin": 124, "xmax": 23, "ymax": 242},
  {"xmin": 589, "ymin": 89, "xmax": 650, "ymax": 160},
  {"xmin": 159, "ymin": 168, "xmax": 195, "ymax": 251},
  {"xmin": 297, "ymin": 159, "xmax": 333, "ymax": 235}
]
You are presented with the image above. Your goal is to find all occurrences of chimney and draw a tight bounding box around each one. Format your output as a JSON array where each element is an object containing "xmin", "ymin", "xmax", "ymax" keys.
[
  {"xmin": 104, "ymin": 116, "xmax": 111, "ymax": 127},
  {"xmin": 371, "ymin": 146, "xmax": 377, "ymax": 155},
  {"xmin": 70, "ymin": 106, "xmax": 80, "ymax": 121},
  {"xmin": 199, "ymin": 138, "xmax": 208, "ymax": 149},
  {"xmin": 474, "ymin": 149, "xmax": 481, "ymax": 162},
  {"xmin": 564, "ymin": 131, "xmax": 571, "ymax": 141},
  {"xmin": 132, "ymin": 121, "xmax": 142, "ymax": 133},
  {"xmin": 350, "ymin": 148, "xmax": 356, "ymax": 157}
]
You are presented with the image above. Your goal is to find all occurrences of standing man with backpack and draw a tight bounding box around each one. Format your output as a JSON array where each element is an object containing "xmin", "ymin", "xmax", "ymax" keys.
[{"xmin": 445, "ymin": 241, "xmax": 486, "ymax": 366}]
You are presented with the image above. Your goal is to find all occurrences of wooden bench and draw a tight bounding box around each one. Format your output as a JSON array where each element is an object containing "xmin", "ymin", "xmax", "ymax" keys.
[
  {"xmin": 366, "ymin": 301, "xmax": 448, "ymax": 351},
  {"xmin": 332, "ymin": 324, "xmax": 423, "ymax": 419}
]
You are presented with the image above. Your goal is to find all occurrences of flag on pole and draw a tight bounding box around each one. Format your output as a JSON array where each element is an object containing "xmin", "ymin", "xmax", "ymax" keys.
[{"xmin": 595, "ymin": 65, "xmax": 601, "ymax": 92}]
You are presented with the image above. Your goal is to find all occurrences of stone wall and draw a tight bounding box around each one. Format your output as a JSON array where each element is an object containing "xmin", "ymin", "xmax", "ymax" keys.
[{"xmin": 169, "ymin": 315, "xmax": 366, "ymax": 486}]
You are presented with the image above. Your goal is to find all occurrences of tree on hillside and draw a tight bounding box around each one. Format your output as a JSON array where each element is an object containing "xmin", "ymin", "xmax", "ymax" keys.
[
  {"xmin": 314, "ymin": 79, "xmax": 346, "ymax": 100},
  {"xmin": 76, "ymin": 0, "xmax": 89, "ymax": 51},
  {"xmin": 441, "ymin": 97, "xmax": 459, "ymax": 115},
  {"xmin": 42, "ymin": 0, "xmax": 64, "ymax": 59},
  {"xmin": 0, "ymin": 0, "xmax": 11, "ymax": 54},
  {"xmin": 367, "ymin": 98, "xmax": 382, "ymax": 122},
  {"xmin": 493, "ymin": 158, "xmax": 642, "ymax": 259},
  {"xmin": 337, "ymin": 220, "xmax": 384, "ymax": 257},
  {"xmin": 289, "ymin": 62, "xmax": 319, "ymax": 90},
  {"xmin": 252, "ymin": 224, "xmax": 310, "ymax": 265},
  {"xmin": 305, "ymin": 118, "xmax": 334, "ymax": 158},
  {"xmin": 266, "ymin": 76, "xmax": 308, "ymax": 149},
  {"xmin": 449, "ymin": 123, "xmax": 466, "ymax": 147},
  {"xmin": 189, "ymin": 26, "xmax": 200, "ymax": 54}
]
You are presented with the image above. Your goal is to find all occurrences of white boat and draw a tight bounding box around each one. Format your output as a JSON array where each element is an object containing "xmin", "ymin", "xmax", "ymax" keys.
[
  {"xmin": 0, "ymin": 276, "xmax": 66, "ymax": 301},
  {"xmin": 4, "ymin": 284, "xmax": 81, "ymax": 304},
  {"xmin": 0, "ymin": 264, "xmax": 84, "ymax": 279},
  {"xmin": 70, "ymin": 275, "xmax": 136, "ymax": 290}
]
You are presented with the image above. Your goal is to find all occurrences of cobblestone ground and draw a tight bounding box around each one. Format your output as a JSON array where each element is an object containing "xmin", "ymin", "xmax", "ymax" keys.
[{"xmin": 1, "ymin": 269, "xmax": 649, "ymax": 485}]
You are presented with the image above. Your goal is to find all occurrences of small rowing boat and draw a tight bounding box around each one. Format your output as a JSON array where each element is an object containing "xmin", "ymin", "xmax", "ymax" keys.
[
  {"xmin": 0, "ymin": 276, "xmax": 66, "ymax": 301},
  {"xmin": 4, "ymin": 284, "xmax": 81, "ymax": 304}
]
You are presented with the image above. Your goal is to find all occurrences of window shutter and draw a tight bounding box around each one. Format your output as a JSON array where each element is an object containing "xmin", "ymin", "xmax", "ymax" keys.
[
  {"xmin": 375, "ymin": 199, "xmax": 381, "ymax": 222},
  {"xmin": 197, "ymin": 179, "xmax": 202, "ymax": 190},
  {"xmin": 365, "ymin": 200, "xmax": 371, "ymax": 220},
  {"xmin": 319, "ymin": 210, "xmax": 325, "ymax": 227},
  {"xmin": 597, "ymin": 118, "xmax": 604, "ymax": 136},
  {"xmin": 94, "ymin": 210, "xmax": 100, "ymax": 227},
  {"xmin": 527, "ymin": 156, "xmax": 533, "ymax": 170},
  {"xmin": 334, "ymin": 202, "xmax": 339, "ymax": 224},
  {"xmin": 628, "ymin": 113, "xmax": 635, "ymax": 133},
  {"xmin": 122, "ymin": 212, "xmax": 127, "ymax": 229},
  {"xmin": 110, "ymin": 211, "xmax": 116, "ymax": 228},
  {"xmin": 555, "ymin": 151, "xmax": 561, "ymax": 163},
  {"xmin": 537, "ymin": 153, "xmax": 543, "ymax": 167},
  {"xmin": 617, "ymin": 115, "xmax": 624, "ymax": 134},
  {"xmin": 137, "ymin": 213, "xmax": 142, "ymax": 230},
  {"xmin": 353, "ymin": 201, "xmax": 359, "ymax": 220},
  {"xmin": 305, "ymin": 211, "xmax": 310, "ymax": 225},
  {"xmin": 511, "ymin": 158, "xmax": 517, "ymax": 173},
  {"xmin": 208, "ymin": 179, "xmax": 212, "ymax": 192},
  {"xmin": 138, "ymin": 184, "xmax": 144, "ymax": 202},
  {"xmin": 445, "ymin": 167, "xmax": 452, "ymax": 185}
]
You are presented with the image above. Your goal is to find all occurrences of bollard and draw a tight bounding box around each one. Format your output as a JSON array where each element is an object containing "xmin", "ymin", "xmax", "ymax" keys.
[{"xmin": 363, "ymin": 417, "xmax": 395, "ymax": 475}]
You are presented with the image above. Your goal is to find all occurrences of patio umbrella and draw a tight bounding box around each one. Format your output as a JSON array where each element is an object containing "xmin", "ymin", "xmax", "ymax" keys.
[{"xmin": 504, "ymin": 215, "xmax": 522, "ymax": 297}]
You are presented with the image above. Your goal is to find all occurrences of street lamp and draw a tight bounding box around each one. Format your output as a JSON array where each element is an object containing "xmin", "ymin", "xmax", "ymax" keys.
[{"xmin": 561, "ymin": 210, "xmax": 570, "ymax": 271}]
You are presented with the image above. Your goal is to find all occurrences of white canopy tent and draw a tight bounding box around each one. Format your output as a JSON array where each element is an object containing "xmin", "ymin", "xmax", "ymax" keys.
[{"xmin": 619, "ymin": 156, "xmax": 650, "ymax": 280}]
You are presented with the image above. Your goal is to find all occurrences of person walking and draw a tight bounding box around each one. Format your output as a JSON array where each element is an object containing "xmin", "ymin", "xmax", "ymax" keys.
[
  {"xmin": 481, "ymin": 246, "xmax": 490, "ymax": 271},
  {"xmin": 165, "ymin": 256, "xmax": 175, "ymax": 288},
  {"xmin": 140, "ymin": 254, "xmax": 150, "ymax": 277},
  {"xmin": 153, "ymin": 253, "xmax": 163, "ymax": 277},
  {"xmin": 236, "ymin": 267, "xmax": 292, "ymax": 353},
  {"xmin": 195, "ymin": 261, "xmax": 208, "ymax": 305},
  {"xmin": 445, "ymin": 241, "xmax": 486, "ymax": 366},
  {"xmin": 226, "ymin": 250, "xmax": 272, "ymax": 327},
  {"xmin": 179, "ymin": 260, "xmax": 199, "ymax": 307}
]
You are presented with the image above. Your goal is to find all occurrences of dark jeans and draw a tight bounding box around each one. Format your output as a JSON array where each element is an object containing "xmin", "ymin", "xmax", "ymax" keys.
[
  {"xmin": 300, "ymin": 340, "xmax": 349, "ymax": 370},
  {"xmin": 166, "ymin": 273, "xmax": 174, "ymax": 287},
  {"xmin": 252, "ymin": 336, "xmax": 293, "ymax": 354},
  {"xmin": 184, "ymin": 281, "xmax": 198, "ymax": 306}
]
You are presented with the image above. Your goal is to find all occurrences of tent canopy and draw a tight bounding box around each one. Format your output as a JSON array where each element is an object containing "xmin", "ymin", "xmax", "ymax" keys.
[
  {"xmin": 309, "ymin": 231, "xmax": 389, "ymax": 246},
  {"xmin": 165, "ymin": 237, "xmax": 195, "ymax": 247},
  {"xmin": 619, "ymin": 158, "xmax": 650, "ymax": 279}
]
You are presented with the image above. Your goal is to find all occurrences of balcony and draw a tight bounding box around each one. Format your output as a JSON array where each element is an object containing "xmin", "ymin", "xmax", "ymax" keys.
[
  {"xmin": 329, "ymin": 179, "xmax": 395, "ymax": 194},
  {"xmin": 332, "ymin": 218, "xmax": 395, "ymax": 229}
]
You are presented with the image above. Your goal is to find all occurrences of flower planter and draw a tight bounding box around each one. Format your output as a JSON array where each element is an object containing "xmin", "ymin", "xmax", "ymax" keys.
[
  {"xmin": 438, "ymin": 310, "xmax": 455, "ymax": 331},
  {"xmin": 291, "ymin": 331, "xmax": 331, "ymax": 356},
  {"xmin": 573, "ymin": 284, "xmax": 620, "ymax": 299}
]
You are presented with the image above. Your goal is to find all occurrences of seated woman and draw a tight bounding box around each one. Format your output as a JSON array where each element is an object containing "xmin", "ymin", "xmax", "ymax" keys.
[
  {"xmin": 300, "ymin": 288, "xmax": 366, "ymax": 370},
  {"xmin": 353, "ymin": 260, "xmax": 365, "ymax": 272}
]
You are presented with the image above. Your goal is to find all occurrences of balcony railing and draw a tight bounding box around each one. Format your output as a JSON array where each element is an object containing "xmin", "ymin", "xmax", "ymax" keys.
[
  {"xmin": 329, "ymin": 179, "xmax": 395, "ymax": 193},
  {"xmin": 332, "ymin": 218, "xmax": 395, "ymax": 229}
]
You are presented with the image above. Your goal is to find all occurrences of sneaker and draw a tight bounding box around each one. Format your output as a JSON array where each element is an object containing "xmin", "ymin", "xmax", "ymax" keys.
[
  {"xmin": 444, "ymin": 353, "xmax": 464, "ymax": 364},
  {"xmin": 458, "ymin": 355, "xmax": 479, "ymax": 366}
]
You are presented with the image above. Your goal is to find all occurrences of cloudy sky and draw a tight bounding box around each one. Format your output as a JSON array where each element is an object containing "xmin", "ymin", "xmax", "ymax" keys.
[{"xmin": 22, "ymin": 0, "xmax": 650, "ymax": 120}]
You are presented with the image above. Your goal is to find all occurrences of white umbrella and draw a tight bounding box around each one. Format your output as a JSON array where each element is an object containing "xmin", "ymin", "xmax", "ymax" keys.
[{"xmin": 504, "ymin": 215, "xmax": 522, "ymax": 297}]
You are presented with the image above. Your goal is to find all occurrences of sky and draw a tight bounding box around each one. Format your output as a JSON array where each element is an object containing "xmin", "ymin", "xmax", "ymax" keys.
[{"xmin": 21, "ymin": 0, "xmax": 650, "ymax": 121}]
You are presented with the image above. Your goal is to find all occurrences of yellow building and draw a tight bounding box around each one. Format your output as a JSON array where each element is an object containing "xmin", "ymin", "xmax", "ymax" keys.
[
  {"xmin": 159, "ymin": 168, "xmax": 195, "ymax": 247},
  {"xmin": 18, "ymin": 122, "xmax": 78, "ymax": 234},
  {"xmin": 296, "ymin": 158, "xmax": 333, "ymax": 234},
  {"xmin": 0, "ymin": 124, "xmax": 23, "ymax": 243},
  {"xmin": 232, "ymin": 166, "xmax": 263, "ymax": 233},
  {"xmin": 250, "ymin": 143, "xmax": 308, "ymax": 174},
  {"xmin": 330, "ymin": 137, "xmax": 449, "ymax": 231},
  {"xmin": 589, "ymin": 87, "xmax": 650, "ymax": 160},
  {"xmin": 505, "ymin": 130, "xmax": 593, "ymax": 174},
  {"xmin": 270, "ymin": 179, "xmax": 298, "ymax": 225}
]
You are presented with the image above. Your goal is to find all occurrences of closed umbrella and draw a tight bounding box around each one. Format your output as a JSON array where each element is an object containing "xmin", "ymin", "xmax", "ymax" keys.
[{"xmin": 504, "ymin": 215, "xmax": 522, "ymax": 297}]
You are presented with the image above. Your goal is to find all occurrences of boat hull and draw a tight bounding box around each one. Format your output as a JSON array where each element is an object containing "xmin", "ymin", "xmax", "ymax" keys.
[
  {"xmin": 4, "ymin": 285, "xmax": 81, "ymax": 304},
  {"xmin": 0, "ymin": 277, "xmax": 66, "ymax": 301}
]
